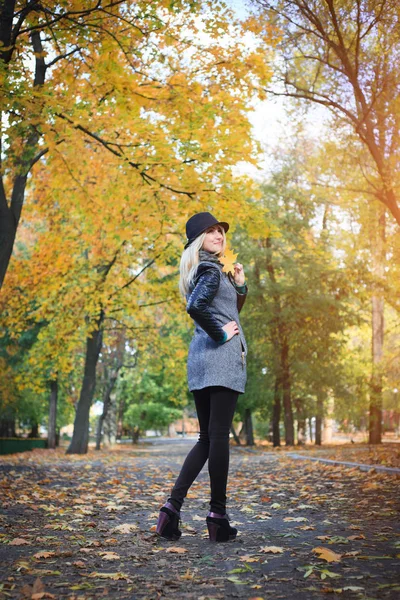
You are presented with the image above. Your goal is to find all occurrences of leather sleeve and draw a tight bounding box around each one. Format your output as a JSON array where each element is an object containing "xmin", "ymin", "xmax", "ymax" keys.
[
  {"xmin": 227, "ymin": 272, "xmax": 248, "ymax": 313},
  {"xmin": 186, "ymin": 266, "xmax": 226, "ymax": 343},
  {"xmin": 236, "ymin": 285, "xmax": 248, "ymax": 314}
]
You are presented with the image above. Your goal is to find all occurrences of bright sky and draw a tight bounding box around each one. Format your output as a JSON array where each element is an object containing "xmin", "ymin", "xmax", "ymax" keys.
[{"xmin": 225, "ymin": 0, "xmax": 329, "ymax": 179}]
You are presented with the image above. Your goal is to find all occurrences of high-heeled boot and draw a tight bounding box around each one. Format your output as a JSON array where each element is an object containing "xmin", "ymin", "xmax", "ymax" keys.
[
  {"xmin": 156, "ymin": 502, "xmax": 182, "ymax": 541},
  {"xmin": 206, "ymin": 511, "xmax": 237, "ymax": 542}
]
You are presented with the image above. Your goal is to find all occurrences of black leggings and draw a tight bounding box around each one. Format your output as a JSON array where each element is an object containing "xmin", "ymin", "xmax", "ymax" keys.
[{"xmin": 168, "ymin": 386, "xmax": 238, "ymax": 514}]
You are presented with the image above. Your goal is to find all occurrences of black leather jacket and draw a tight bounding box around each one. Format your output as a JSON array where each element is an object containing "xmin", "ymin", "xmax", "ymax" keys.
[{"xmin": 186, "ymin": 263, "xmax": 247, "ymax": 344}]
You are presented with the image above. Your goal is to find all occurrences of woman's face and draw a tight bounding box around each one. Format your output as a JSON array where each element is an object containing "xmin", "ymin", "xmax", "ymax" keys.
[{"xmin": 202, "ymin": 225, "xmax": 224, "ymax": 253}]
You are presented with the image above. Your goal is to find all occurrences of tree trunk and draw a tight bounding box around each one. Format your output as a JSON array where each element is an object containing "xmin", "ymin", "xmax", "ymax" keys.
[
  {"xmin": 103, "ymin": 392, "xmax": 118, "ymax": 447},
  {"xmin": 132, "ymin": 427, "xmax": 140, "ymax": 444},
  {"xmin": 244, "ymin": 408, "xmax": 255, "ymax": 446},
  {"xmin": 315, "ymin": 392, "xmax": 323, "ymax": 445},
  {"xmin": 0, "ymin": 28, "xmax": 47, "ymax": 290},
  {"xmin": 272, "ymin": 376, "xmax": 281, "ymax": 447},
  {"xmin": 67, "ymin": 312, "xmax": 104, "ymax": 454},
  {"xmin": 0, "ymin": 419, "xmax": 16, "ymax": 437},
  {"xmin": 95, "ymin": 368, "xmax": 119, "ymax": 450},
  {"xmin": 322, "ymin": 394, "xmax": 334, "ymax": 444},
  {"xmin": 281, "ymin": 336, "xmax": 294, "ymax": 445},
  {"xmin": 369, "ymin": 205, "xmax": 385, "ymax": 444},
  {"xmin": 230, "ymin": 424, "xmax": 241, "ymax": 445},
  {"xmin": 297, "ymin": 419, "xmax": 306, "ymax": 444},
  {"xmin": 116, "ymin": 396, "xmax": 125, "ymax": 440},
  {"xmin": 294, "ymin": 397, "xmax": 306, "ymax": 445},
  {"xmin": 308, "ymin": 418, "xmax": 313, "ymax": 443},
  {"xmin": 48, "ymin": 379, "xmax": 58, "ymax": 449},
  {"xmin": 28, "ymin": 422, "xmax": 39, "ymax": 438}
]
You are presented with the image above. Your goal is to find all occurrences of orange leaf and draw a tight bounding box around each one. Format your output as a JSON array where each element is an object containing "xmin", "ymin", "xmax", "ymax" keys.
[
  {"xmin": 34, "ymin": 551, "xmax": 56, "ymax": 559},
  {"xmin": 312, "ymin": 546, "xmax": 342, "ymax": 562},
  {"xmin": 9, "ymin": 538, "xmax": 31, "ymax": 546}
]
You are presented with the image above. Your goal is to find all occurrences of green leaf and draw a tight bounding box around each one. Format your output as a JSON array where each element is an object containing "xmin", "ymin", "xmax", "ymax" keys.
[{"xmin": 226, "ymin": 576, "xmax": 248, "ymax": 585}]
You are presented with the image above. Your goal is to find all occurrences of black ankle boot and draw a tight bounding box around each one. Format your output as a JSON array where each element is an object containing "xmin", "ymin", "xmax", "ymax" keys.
[
  {"xmin": 206, "ymin": 511, "xmax": 237, "ymax": 542},
  {"xmin": 156, "ymin": 502, "xmax": 181, "ymax": 541}
]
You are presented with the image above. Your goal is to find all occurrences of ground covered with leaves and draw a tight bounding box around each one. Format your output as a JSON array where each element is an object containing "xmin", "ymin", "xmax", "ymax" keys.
[
  {"xmin": 294, "ymin": 443, "xmax": 400, "ymax": 470},
  {"xmin": 0, "ymin": 440, "xmax": 399, "ymax": 600}
]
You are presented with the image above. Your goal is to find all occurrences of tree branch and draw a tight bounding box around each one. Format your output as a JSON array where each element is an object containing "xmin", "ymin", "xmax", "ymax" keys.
[{"xmin": 55, "ymin": 113, "xmax": 196, "ymax": 198}]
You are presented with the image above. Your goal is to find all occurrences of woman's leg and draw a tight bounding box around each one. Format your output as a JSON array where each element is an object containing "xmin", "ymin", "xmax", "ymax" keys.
[
  {"xmin": 208, "ymin": 386, "xmax": 239, "ymax": 514},
  {"xmin": 167, "ymin": 387, "xmax": 211, "ymax": 510}
]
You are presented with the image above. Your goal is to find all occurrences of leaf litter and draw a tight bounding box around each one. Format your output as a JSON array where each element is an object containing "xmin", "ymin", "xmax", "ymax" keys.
[{"xmin": 0, "ymin": 443, "xmax": 399, "ymax": 599}]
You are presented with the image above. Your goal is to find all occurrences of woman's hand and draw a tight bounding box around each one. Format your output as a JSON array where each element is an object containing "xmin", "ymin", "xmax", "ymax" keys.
[
  {"xmin": 233, "ymin": 263, "xmax": 245, "ymax": 286},
  {"xmin": 222, "ymin": 320, "xmax": 239, "ymax": 341}
]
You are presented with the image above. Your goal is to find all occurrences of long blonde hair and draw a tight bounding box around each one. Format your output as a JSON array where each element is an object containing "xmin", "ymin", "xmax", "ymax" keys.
[{"xmin": 179, "ymin": 228, "xmax": 226, "ymax": 298}]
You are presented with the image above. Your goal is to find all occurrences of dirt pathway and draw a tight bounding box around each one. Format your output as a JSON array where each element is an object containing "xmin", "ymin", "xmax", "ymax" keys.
[{"xmin": 0, "ymin": 440, "xmax": 399, "ymax": 599}]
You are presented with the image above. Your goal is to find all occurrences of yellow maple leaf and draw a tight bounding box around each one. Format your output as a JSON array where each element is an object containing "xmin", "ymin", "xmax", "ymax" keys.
[
  {"xmin": 220, "ymin": 247, "xmax": 238, "ymax": 275},
  {"xmin": 312, "ymin": 546, "xmax": 342, "ymax": 562}
]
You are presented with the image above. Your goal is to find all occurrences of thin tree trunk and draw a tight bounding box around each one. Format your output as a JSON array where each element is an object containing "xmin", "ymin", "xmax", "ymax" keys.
[
  {"xmin": 294, "ymin": 397, "xmax": 306, "ymax": 445},
  {"xmin": 28, "ymin": 422, "xmax": 39, "ymax": 438},
  {"xmin": 369, "ymin": 205, "xmax": 385, "ymax": 444},
  {"xmin": 281, "ymin": 336, "xmax": 294, "ymax": 445},
  {"xmin": 315, "ymin": 392, "xmax": 323, "ymax": 446},
  {"xmin": 116, "ymin": 396, "xmax": 125, "ymax": 440},
  {"xmin": 265, "ymin": 237, "xmax": 294, "ymax": 445},
  {"xmin": 230, "ymin": 424, "xmax": 241, "ymax": 445},
  {"xmin": 103, "ymin": 393, "xmax": 118, "ymax": 446},
  {"xmin": 244, "ymin": 408, "xmax": 255, "ymax": 446},
  {"xmin": 48, "ymin": 379, "xmax": 58, "ymax": 449},
  {"xmin": 297, "ymin": 419, "xmax": 306, "ymax": 445},
  {"xmin": 272, "ymin": 376, "xmax": 281, "ymax": 447},
  {"xmin": 67, "ymin": 312, "xmax": 104, "ymax": 454},
  {"xmin": 95, "ymin": 368, "xmax": 119, "ymax": 450},
  {"xmin": 132, "ymin": 427, "xmax": 140, "ymax": 444}
]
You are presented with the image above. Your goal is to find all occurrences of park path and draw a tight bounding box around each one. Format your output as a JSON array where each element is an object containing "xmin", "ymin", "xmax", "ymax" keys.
[{"xmin": 0, "ymin": 439, "xmax": 399, "ymax": 599}]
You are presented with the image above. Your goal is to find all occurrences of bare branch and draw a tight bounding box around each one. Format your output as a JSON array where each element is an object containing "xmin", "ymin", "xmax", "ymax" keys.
[{"xmin": 47, "ymin": 46, "xmax": 82, "ymax": 68}]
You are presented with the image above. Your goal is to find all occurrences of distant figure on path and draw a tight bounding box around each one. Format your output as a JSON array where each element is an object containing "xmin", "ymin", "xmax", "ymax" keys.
[{"xmin": 155, "ymin": 212, "xmax": 248, "ymax": 542}]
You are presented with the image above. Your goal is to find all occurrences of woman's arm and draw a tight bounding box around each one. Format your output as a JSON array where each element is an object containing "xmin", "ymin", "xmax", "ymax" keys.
[
  {"xmin": 229, "ymin": 272, "xmax": 248, "ymax": 313},
  {"xmin": 186, "ymin": 267, "xmax": 227, "ymax": 344}
]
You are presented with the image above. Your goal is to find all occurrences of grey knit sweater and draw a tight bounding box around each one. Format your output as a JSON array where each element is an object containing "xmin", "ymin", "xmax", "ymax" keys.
[{"xmin": 186, "ymin": 253, "xmax": 248, "ymax": 394}]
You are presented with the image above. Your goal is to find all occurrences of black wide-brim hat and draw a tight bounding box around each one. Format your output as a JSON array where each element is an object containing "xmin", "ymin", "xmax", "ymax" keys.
[{"xmin": 184, "ymin": 212, "xmax": 229, "ymax": 249}]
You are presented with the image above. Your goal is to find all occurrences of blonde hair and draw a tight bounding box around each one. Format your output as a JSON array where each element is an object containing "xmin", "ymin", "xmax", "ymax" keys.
[{"xmin": 179, "ymin": 227, "xmax": 226, "ymax": 298}]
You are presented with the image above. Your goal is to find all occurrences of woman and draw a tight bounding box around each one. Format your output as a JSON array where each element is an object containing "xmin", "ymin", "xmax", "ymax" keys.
[{"xmin": 156, "ymin": 212, "xmax": 248, "ymax": 542}]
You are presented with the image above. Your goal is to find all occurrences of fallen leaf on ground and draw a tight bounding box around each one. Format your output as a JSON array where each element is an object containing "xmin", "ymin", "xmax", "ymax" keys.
[
  {"xmin": 239, "ymin": 555, "xmax": 260, "ymax": 563},
  {"xmin": 312, "ymin": 547, "xmax": 342, "ymax": 562},
  {"xmin": 21, "ymin": 577, "xmax": 55, "ymax": 599},
  {"xmin": 33, "ymin": 551, "xmax": 56, "ymax": 559},
  {"xmin": 259, "ymin": 546, "xmax": 285, "ymax": 553},
  {"xmin": 88, "ymin": 572, "xmax": 131, "ymax": 581},
  {"xmin": 99, "ymin": 552, "xmax": 120, "ymax": 560},
  {"xmin": 166, "ymin": 546, "xmax": 188, "ymax": 554},
  {"xmin": 112, "ymin": 523, "xmax": 138, "ymax": 533}
]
